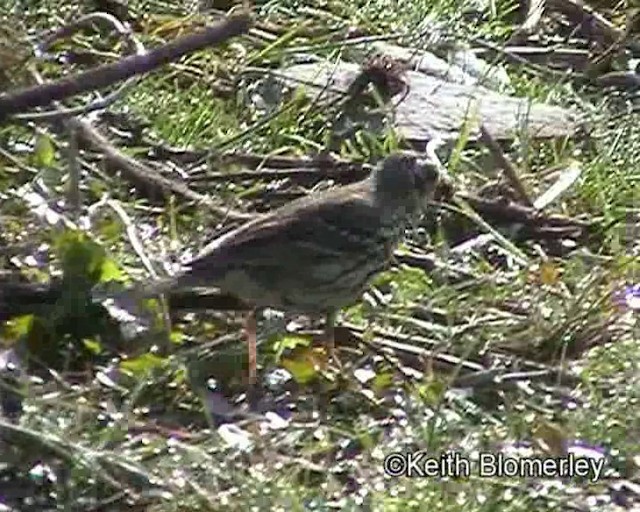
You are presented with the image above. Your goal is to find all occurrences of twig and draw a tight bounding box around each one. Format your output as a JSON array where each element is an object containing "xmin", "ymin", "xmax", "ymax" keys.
[
  {"xmin": 372, "ymin": 335, "xmax": 485, "ymax": 375},
  {"xmin": 342, "ymin": 322, "xmax": 486, "ymax": 376},
  {"xmin": 188, "ymin": 154, "xmax": 371, "ymax": 183},
  {"xmin": 22, "ymin": 10, "xmax": 148, "ymax": 225},
  {"xmin": 547, "ymin": 0, "xmax": 621, "ymax": 44},
  {"xmin": 479, "ymin": 124, "xmax": 534, "ymax": 207},
  {"xmin": 0, "ymin": 11, "xmax": 252, "ymax": 122},
  {"xmin": 458, "ymin": 192, "xmax": 591, "ymax": 228},
  {"xmin": 0, "ymin": 278, "xmax": 250, "ymax": 321},
  {"xmin": 70, "ymin": 118, "xmax": 253, "ymax": 221},
  {"xmin": 36, "ymin": 13, "xmax": 139, "ymax": 55},
  {"xmin": 596, "ymin": 71, "xmax": 640, "ymax": 89},
  {"xmin": 93, "ymin": 197, "xmax": 160, "ymax": 280},
  {"xmin": 0, "ymin": 417, "xmax": 150, "ymax": 493},
  {"xmin": 93, "ymin": 197, "xmax": 173, "ymax": 338},
  {"xmin": 83, "ymin": 491, "xmax": 130, "ymax": 512},
  {"xmin": 453, "ymin": 367, "xmax": 578, "ymax": 388},
  {"xmin": 476, "ymin": 46, "xmax": 591, "ymax": 71},
  {"xmin": 587, "ymin": 13, "xmax": 636, "ymax": 76},
  {"xmin": 507, "ymin": 0, "xmax": 547, "ymax": 44},
  {"xmin": 470, "ymin": 37, "xmax": 582, "ymax": 82},
  {"xmin": 448, "ymin": 196, "xmax": 531, "ymax": 266},
  {"xmin": 13, "ymin": 12, "xmax": 146, "ymax": 122},
  {"xmin": 395, "ymin": 251, "xmax": 479, "ymax": 282},
  {"xmin": 66, "ymin": 123, "xmax": 81, "ymax": 221}
]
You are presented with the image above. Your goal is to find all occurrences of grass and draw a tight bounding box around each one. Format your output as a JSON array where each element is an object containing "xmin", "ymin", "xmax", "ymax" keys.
[{"xmin": 0, "ymin": 0, "xmax": 638, "ymax": 510}]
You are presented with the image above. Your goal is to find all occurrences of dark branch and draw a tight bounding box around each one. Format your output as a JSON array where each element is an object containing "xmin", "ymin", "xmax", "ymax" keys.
[{"xmin": 0, "ymin": 12, "xmax": 252, "ymax": 122}]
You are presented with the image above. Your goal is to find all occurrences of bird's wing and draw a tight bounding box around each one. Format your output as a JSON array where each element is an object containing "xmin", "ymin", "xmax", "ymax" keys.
[{"xmin": 182, "ymin": 183, "xmax": 388, "ymax": 282}]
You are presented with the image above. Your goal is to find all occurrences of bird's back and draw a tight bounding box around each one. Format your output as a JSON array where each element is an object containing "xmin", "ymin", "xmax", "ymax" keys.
[{"xmin": 172, "ymin": 178, "xmax": 404, "ymax": 311}]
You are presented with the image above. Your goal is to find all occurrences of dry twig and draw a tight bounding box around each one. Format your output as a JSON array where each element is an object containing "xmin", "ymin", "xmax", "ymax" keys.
[{"xmin": 0, "ymin": 11, "xmax": 252, "ymax": 122}]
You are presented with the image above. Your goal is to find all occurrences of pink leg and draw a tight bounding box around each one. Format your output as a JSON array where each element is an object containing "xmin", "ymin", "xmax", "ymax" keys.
[
  {"xmin": 245, "ymin": 310, "xmax": 257, "ymax": 386},
  {"xmin": 325, "ymin": 311, "xmax": 336, "ymax": 356}
]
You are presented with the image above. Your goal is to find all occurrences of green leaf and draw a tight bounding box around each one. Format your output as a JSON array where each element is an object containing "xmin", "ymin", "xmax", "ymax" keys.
[
  {"xmin": 169, "ymin": 329, "xmax": 185, "ymax": 345},
  {"xmin": 3, "ymin": 314, "xmax": 34, "ymax": 341},
  {"xmin": 281, "ymin": 346, "xmax": 328, "ymax": 385},
  {"xmin": 95, "ymin": 216, "xmax": 123, "ymax": 243},
  {"xmin": 120, "ymin": 353, "xmax": 167, "ymax": 376},
  {"xmin": 392, "ymin": 266, "xmax": 432, "ymax": 303},
  {"xmin": 356, "ymin": 430, "xmax": 377, "ymax": 451},
  {"xmin": 99, "ymin": 258, "xmax": 125, "ymax": 283},
  {"xmin": 54, "ymin": 229, "xmax": 107, "ymax": 284},
  {"xmin": 82, "ymin": 338, "xmax": 102, "ymax": 355},
  {"xmin": 32, "ymin": 133, "xmax": 56, "ymax": 168},
  {"xmin": 273, "ymin": 334, "xmax": 311, "ymax": 361},
  {"xmin": 281, "ymin": 352, "xmax": 320, "ymax": 384},
  {"xmin": 370, "ymin": 269, "xmax": 394, "ymax": 288},
  {"xmin": 342, "ymin": 303, "xmax": 366, "ymax": 325},
  {"xmin": 372, "ymin": 372, "xmax": 393, "ymax": 392},
  {"xmin": 417, "ymin": 378, "xmax": 447, "ymax": 407}
]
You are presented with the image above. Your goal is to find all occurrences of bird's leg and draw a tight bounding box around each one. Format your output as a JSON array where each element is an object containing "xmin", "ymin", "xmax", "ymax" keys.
[
  {"xmin": 324, "ymin": 311, "xmax": 335, "ymax": 351},
  {"xmin": 245, "ymin": 309, "xmax": 258, "ymax": 386},
  {"xmin": 324, "ymin": 310, "xmax": 339, "ymax": 364}
]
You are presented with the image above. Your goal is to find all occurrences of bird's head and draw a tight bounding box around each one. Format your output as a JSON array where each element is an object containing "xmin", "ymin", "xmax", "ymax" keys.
[{"xmin": 372, "ymin": 151, "xmax": 445, "ymax": 219}]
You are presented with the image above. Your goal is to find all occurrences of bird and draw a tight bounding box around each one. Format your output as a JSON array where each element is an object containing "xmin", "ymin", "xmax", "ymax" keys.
[{"xmin": 117, "ymin": 151, "xmax": 444, "ymax": 386}]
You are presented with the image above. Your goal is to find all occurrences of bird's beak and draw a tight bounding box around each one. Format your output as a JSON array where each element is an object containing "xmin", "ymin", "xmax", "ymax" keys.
[
  {"xmin": 415, "ymin": 157, "xmax": 453, "ymax": 203},
  {"xmin": 419, "ymin": 155, "xmax": 454, "ymax": 202}
]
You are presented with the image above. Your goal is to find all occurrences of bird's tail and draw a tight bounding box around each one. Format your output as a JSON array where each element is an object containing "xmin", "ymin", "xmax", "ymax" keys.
[
  {"xmin": 131, "ymin": 275, "xmax": 179, "ymax": 299},
  {"xmin": 92, "ymin": 275, "xmax": 175, "ymax": 303},
  {"xmin": 92, "ymin": 275, "xmax": 179, "ymax": 328}
]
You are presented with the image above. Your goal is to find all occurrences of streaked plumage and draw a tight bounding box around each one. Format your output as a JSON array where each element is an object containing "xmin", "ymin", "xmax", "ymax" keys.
[{"xmin": 132, "ymin": 151, "xmax": 443, "ymax": 384}]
